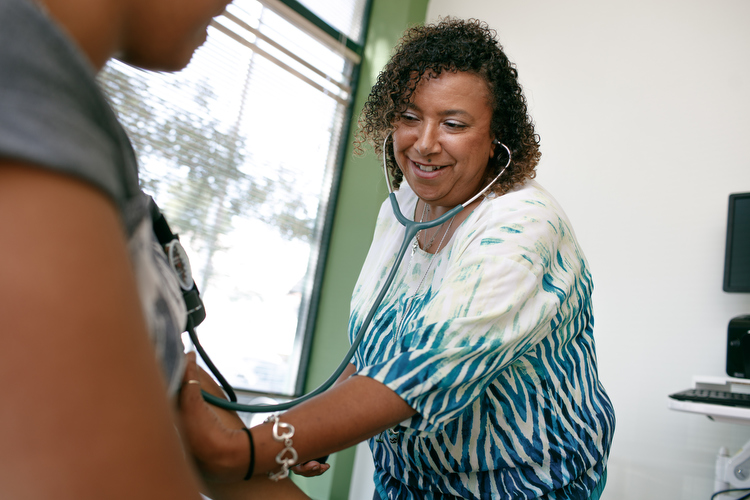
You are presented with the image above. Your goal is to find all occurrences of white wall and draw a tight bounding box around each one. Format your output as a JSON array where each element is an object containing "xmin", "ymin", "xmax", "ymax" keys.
[{"xmin": 424, "ymin": 1, "xmax": 750, "ymax": 498}]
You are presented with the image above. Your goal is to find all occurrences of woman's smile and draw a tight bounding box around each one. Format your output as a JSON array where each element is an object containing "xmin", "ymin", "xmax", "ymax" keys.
[{"xmin": 411, "ymin": 158, "xmax": 447, "ymax": 174}]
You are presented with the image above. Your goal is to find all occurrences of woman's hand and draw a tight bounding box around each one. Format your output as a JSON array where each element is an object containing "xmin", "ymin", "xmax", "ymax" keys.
[
  {"xmin": 291, "ymin": 459, "xmax": 331, "ymax": 478},
  {"xmin": 178, "ymin": 351, "xmax": 249, "ymax": 484}
]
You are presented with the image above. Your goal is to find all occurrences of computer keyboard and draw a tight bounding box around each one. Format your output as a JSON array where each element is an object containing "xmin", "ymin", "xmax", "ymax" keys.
[{"xmin": 669, "ymin": 388, "xmax": 750, "ymax": 408}]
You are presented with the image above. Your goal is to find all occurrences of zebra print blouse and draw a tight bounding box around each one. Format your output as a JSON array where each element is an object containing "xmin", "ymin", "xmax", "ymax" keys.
[{"xmin": 349, "ymin": 180, "xmax": 615, "ymax": 499}]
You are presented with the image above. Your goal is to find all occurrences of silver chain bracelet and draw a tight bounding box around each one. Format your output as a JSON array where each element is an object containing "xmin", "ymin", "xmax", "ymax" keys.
[{"xmin": 264, "ymin": 414, "xmax": 298, "ymax": 481}]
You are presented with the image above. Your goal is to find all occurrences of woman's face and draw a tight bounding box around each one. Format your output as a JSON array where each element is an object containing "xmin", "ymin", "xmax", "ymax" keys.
[
  {"xmin": 119, "ymin": 0, "xmax": 234, "ymax": 71},
  {"xmin": 392, "ymin": 71, "xmax": 496, "ymax": 210}
]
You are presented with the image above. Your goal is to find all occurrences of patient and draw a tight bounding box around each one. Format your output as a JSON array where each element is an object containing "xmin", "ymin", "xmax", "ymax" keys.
[{"xmin": 0, "ymin": 0, "xmax": 307, "ymax": 498}]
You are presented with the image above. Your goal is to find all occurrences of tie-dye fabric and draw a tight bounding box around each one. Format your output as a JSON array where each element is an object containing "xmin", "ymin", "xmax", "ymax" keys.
[{"xmin": 349, "ymin": 180, "xmax": 615, "ymax": 499}]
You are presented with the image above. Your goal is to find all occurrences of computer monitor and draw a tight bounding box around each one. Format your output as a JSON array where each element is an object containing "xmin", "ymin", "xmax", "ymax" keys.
[{"xmin": 723, "ymin": 192, "xmax": 750, "ymax": 293}]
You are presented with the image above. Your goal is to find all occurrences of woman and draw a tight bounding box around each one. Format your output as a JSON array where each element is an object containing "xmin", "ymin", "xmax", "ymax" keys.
[
  {"xmin": 180, "ymin": 18, "xmax": 615, "ymax": 500},
  {"xmin": 0, "ymin": 0, "xmax": 306, "ymax": 498}
]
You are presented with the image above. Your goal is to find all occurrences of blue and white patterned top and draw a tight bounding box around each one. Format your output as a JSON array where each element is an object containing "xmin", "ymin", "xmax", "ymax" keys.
[{"xmin": 349, "ymin": 180, "xmax": 615, "ymax": 499}]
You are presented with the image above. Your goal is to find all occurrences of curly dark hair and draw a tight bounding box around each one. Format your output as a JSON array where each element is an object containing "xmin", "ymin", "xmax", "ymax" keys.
[{"xmin": 355, "ymin": 18, "xmax": 541, "ymax": 196}]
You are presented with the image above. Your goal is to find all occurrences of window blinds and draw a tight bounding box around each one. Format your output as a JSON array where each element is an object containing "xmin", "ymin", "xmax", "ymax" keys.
[{"xmin": 100, "ymin": 0, "xmax": 365, "ymax": 395}]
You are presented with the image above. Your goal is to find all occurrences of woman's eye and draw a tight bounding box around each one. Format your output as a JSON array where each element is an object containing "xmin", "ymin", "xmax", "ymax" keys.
[
  {"xmin": 445, "ymin": 121, "xmax": 467, "ymax": 129},
  {"xmin": 401, "ymin": 113, "xmax": 418, "ymax": 122}
]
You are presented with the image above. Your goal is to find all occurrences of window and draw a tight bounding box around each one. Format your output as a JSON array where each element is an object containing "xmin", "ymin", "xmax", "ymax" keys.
[
  {"xmin": 286, "ymin": 0, "xmax": 369, "ymax": 43},
  {"xmin": 100, "ymin": 0, "xmax": 369, "ymax": 396}
]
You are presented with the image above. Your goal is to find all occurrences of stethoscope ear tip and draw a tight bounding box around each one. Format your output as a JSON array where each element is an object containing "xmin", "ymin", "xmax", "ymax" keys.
[{"xmin": 383, "ymin": 132, "xmax": 396, "ymax": 194}]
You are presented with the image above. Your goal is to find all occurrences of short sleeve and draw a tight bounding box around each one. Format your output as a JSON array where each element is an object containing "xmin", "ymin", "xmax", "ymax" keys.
[{"xmin": 0, "ymin": 0, "xmax": 138, "ymax": 210}]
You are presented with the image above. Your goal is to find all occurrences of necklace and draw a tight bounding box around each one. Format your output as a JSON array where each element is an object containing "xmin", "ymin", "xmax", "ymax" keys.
[
  {"xmin": 411, "ymin": 203, "xmax": 428, "ymax": 256},
  {"xmin": 411, "ymin": 203, "xmax": 445, "ymax": 256},
  {"xmin": 420, "ymin": 207, "xmax": 443, "ymax": 253},
  {"xmin": 396, "ymin": 213, "xmax": 455, "ymax": 340}
]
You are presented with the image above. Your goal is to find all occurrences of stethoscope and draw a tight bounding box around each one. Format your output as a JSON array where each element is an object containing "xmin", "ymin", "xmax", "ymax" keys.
[{"xmin": 195, "ymin": 133, "xmax": 511, "ymax": 412}]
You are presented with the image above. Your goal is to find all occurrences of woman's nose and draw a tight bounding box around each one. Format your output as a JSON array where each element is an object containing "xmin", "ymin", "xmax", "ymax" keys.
[{"xmin": 414, "ymin": 125, "xmax": 441, "ymax": 157}]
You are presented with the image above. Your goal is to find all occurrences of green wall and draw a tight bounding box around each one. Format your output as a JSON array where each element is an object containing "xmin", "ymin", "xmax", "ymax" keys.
[{"xmin": 292, "ymin": 0, "xmax": 428, "ymax": 498}]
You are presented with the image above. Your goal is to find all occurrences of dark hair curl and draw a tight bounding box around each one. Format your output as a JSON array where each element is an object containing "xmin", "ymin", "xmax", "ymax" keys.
[{"xmin": 355, "ymin": 18, "xmax": 541, "ymax": 196}]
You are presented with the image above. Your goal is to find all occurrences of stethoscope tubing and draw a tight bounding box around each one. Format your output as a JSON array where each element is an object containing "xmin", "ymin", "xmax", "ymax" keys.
[{"xmin": 199, "ymin": 133, "xmax": 510, "ymax": 413}]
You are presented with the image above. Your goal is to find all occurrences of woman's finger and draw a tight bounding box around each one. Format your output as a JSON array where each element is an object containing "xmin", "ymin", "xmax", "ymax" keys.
[{"xmin": 292, "ymin": 461, "xmax": 330, "ymax": 477}]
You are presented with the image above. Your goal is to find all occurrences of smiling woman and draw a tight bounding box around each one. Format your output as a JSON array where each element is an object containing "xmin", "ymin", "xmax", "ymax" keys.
[{"xmin": 345, "ymin": 20, "xmax": 614, "ymax": 499}]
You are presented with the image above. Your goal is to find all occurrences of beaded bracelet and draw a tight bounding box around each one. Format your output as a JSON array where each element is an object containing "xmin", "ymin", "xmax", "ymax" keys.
[{"xmin": 264, "ymin": 414, "xmax": 298, "ymax": 481}]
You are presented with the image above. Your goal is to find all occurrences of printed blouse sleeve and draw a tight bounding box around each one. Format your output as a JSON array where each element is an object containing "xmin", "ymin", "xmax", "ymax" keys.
[{"xmin": 357, "ymin": 198, "xmax": 583, "ymax": 432}]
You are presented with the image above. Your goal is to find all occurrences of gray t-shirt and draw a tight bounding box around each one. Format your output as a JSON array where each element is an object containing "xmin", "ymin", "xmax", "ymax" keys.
[{"xmin": 0, "ymin": 0, "xmax": 187, "ymax": 393}]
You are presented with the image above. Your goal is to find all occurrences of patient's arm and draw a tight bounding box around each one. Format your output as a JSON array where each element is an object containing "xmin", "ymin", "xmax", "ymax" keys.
[{"xmin": 0, "ymin": 163, "xmax": 203, "ymax": 499}]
